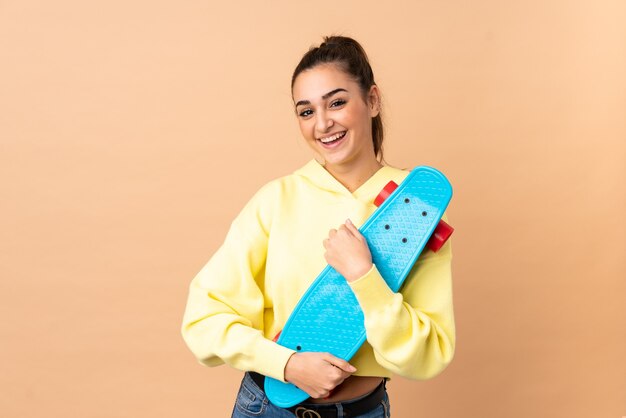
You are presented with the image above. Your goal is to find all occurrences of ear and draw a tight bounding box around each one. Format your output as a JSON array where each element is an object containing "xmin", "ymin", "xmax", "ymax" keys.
[{"xmin": 367, "ymin": 85, "xmax": 381, "ymax": 118}]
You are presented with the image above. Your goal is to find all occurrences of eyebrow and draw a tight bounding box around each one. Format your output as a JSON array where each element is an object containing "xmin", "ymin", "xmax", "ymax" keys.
[{"xmin": 295, "ymin": 88, "xmax": 348, "ymax": 108}]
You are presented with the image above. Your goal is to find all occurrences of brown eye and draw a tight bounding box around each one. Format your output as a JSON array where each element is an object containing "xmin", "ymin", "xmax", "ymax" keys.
[
  {"xmin": 330, "ymin": 99, "xmax": 346, "ymax": 107},
  {"xmin": 299, "ymin": 109, "xmax": 313, "ymax": 117}
]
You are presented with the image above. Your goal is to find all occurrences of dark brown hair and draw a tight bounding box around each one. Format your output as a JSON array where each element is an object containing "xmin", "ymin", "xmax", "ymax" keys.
[{"xmin": 291, "ymin": 36, "xmax": 384, "ymax": 161}]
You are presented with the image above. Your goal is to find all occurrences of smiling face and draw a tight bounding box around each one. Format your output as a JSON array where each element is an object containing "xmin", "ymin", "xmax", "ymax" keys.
[{"xmin": 292, "ymin": 64, "xmax": 380, "ymax": 170}]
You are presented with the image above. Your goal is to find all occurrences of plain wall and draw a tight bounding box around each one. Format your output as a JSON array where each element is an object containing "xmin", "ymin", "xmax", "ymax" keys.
[{"xmin": 1, "ymin": 1, "xmax": 624, "ymax": 417}]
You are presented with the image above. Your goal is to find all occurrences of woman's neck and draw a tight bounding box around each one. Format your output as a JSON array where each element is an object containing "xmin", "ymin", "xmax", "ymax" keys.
[{"xmin": 324, "ymin": 158, "xmax": 383, "ymax": 193}]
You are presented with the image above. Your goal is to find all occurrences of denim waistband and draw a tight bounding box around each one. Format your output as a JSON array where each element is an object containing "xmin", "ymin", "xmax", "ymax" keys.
[{"xmin": 244, "ymin": 372, "xmax": 386, "ymax": 418}]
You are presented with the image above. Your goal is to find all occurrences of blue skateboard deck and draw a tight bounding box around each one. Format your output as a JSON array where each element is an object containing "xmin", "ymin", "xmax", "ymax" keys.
[{"xmin": 265, "ymin": 166, "xmax": 453, "ymax": 407}]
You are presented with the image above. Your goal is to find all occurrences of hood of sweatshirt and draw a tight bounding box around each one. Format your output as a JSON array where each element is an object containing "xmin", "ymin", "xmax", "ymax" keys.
[{"xmin": 293, "ymin": 159, "xmax": 408, "ymax": 203}]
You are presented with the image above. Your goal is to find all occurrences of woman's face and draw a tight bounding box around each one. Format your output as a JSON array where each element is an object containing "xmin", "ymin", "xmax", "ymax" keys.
[{"xmin": 292, "ymin": 64, "xmax": 380, "ymax": 169}]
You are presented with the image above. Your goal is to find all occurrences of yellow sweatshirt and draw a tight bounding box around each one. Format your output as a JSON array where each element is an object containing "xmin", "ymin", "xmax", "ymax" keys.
[{"xmin": 181, "ymin": 159, "xmax": 455, "ymax": 383}]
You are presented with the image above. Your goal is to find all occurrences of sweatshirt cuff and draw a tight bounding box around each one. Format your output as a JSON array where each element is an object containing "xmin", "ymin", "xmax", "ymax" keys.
[
  {"xmin": 348, "ymin": 264, "xmax": 397, "ymax": 313},
  {"xmin": 254, "ymin": 336, "xmax": 296, "ymax": 383}
]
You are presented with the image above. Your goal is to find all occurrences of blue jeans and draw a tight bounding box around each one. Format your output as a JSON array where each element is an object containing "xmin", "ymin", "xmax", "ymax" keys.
[{"xmin": 231, "ymin": 373, "xmax": 391, "ymax": 418}]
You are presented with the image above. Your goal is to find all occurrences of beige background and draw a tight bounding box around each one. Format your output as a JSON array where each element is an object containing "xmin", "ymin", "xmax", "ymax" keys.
[{"xmin": 1, "ymin": 1, "xmax": 625, "ymax": 417}]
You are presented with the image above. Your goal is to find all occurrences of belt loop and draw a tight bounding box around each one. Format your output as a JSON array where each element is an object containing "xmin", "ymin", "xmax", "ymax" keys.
[{"xmin": 335, "ymin": 402, "xmax": 344, "ymax": 417}]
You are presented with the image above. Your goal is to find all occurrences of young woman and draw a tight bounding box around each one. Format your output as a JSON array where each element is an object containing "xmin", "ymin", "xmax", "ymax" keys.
[{"xmin": 182, "ymin": 35, "xmax": 456, "ymax": 418}]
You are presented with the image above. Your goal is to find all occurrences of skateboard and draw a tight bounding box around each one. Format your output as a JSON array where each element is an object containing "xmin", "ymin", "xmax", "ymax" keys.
[{"xmin": 265, "ymin": 166, "xmax": 454, "ymax": 407}]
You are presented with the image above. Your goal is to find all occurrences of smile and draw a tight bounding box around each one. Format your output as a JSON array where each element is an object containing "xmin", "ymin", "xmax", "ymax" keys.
[{"xmin": 318, "ymin": 131, "xmax": 346, "ymax": 144}]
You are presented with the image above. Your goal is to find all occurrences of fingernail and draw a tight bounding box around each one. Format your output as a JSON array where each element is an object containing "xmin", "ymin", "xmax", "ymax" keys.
[{"xmin": 346, "ymin": 218, "xmax": 352, "ymax": 224}]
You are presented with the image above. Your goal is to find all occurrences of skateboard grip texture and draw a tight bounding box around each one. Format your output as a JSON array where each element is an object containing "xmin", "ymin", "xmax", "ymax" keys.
[{"xmin": 265, "ymin": 166, "xmax": 453, "ymax": 407}]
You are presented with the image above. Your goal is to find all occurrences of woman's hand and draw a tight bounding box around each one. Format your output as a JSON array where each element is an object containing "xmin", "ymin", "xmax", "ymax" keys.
[
  {"xmin": 284, "ymin": 352, "xmax": 356, "ymax": 399},
  {"xmin": 323, "ymin": 219, "xmax": 373, "ymax": 282}
]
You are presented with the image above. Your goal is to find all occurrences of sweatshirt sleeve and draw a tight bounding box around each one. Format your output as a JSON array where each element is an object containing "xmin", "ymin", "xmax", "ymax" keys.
[
  {"xmin": 181, "ymin": 183, "xmax": 295, "ymax": 382},
  {"xmin": 348, "ymin": 216, "xmax": 455, "ymax": 380}
]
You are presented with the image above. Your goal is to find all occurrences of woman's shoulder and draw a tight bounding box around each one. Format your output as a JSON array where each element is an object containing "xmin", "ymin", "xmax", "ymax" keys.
[
  {"xmin": 253, "ymin": 160, "xmax": 322, "ymax": 196},
  {"xmin": 242, "ymin": 165, "xmax": 308, "ymax": 208},
  {"xmin": 251, "ymin": 168, "xmax": 302, "ymax": 198}
]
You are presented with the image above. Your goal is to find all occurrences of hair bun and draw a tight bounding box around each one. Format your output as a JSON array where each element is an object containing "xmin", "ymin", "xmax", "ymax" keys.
[{"xmin": 321, "ymin": 36, "xmax": 345, "ymax": 48}]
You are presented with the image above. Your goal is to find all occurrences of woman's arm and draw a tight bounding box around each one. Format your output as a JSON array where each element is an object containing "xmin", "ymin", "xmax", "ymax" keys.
[
  {"xmin": 181, "ymin": 182, "xmax": 359, "ymax": 393},
  {"xmin": 180, "ymin": 183, "xmax": 296, "ymax": 382},
  {"xmin": 324, "ymin": 216, "xmax": 456, "ymax": 379}
]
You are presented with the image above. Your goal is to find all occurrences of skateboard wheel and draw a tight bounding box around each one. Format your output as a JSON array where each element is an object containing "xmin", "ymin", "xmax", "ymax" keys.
[
  {"xmin": 426, "ymin": 220, "xmax": 454, "ymax": 252},
  {"xmin": 374, "ymin": 181, "xmax": 399, "ymax": 207}
]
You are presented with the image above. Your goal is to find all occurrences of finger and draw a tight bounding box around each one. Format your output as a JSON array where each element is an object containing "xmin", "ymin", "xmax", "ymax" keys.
[
  {"xmin": 323, "ymin": 238, "xmax": 329, "ymax": 248},
  {"xmin": 344, "ymin": 219, "xmax": 361, "ymax": 237},
  {"xmin": 328, "ymin": 228, "xmax": 337, "ymax": 237},
  {"xmin": 313, "ymin": 390, "xmax": 331, "ymax": 399},
  {"xmin": 337, "ymin": 224, "xmax": 351, "ymax": 236},
  {"xmin": 323, "ymin": 353, "xmax": 357, "ymax": 373}
]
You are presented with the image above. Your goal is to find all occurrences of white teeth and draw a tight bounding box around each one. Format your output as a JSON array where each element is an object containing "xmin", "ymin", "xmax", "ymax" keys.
[{"xmin": 320, "ymin": 131, "xmax": 346, "ymax": 143}]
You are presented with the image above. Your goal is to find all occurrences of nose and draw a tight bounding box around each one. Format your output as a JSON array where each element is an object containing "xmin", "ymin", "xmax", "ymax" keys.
[{"xmin": 315, "ymin": 110, "xmax": 334, "ymax": 133}]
